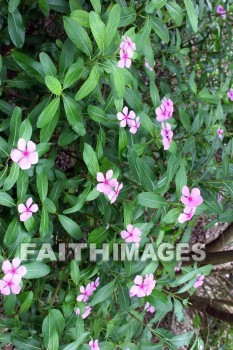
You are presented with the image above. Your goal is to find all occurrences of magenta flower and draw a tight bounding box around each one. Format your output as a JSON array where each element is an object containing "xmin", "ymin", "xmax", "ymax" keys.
[
  {"xmin": 162, "ymin": 97, "xmax": 174, "ymax": 113},
  {"xmin": 144, "ymin": 302, "xmax": 155, "ymax": 313},
  {"xmin": 178, "ymin": 206, "xmax": 196, "ymax": 223},
  {"xmin": 121, "ymin": 224, "xmax": 142, "ymax": 247},
  {"xmin": 120, "ymin": 36, "xmax": 136, "ymax": 56},
  {"xmin": 10, "ymin": 138, "xmax": 38, "ymax": 170},
  {"xmin": 18, "ymin": 198, "xmax": 39, "ymax": 222},
  {"xmin": 174, "ymin": 261, "xmax": 182, "ymax": 272},
  {"xmin": 217, "ymin": 128, "xmax": 224, "ymax": 140},
  {"xmin": 161, "ymin": 122, "xmax": 173, "ymax": 150},
  {"xmin": 118, "ymin": 49, "xmax": 133, "ymax": 69},
  {"xmin": 117, "ymin": 106, "xmax": 136, "ymax": 127},
  {"xmin": 76, "ymin": 305, "xmax": 92, "ymax": 319},
  {"xmin": 145, "ymin": 59, "xmax": 156, "ymax": 72},
  {"xmin": 90, "ymin": 277, "xmax": 100, "ymax": 291},
  {"xmin": 96, "ymin": 170, "xmax": 118, "ymax": 195},
  {"xmin": 108, "ymin": 182, "xmax": 123, "ymax": 204},
  {"xmin": 155, "ymin": 104, "xmax": 173, "ymax": 122},
  {"xmin": 129, "ymin": 117, "xmax": 140, "ymax": 134},
  {"xmin": 0, "ymin": 274, "xmax": 21, "ymax": 295},
  {"xmin": 227, "ymin": 89, "xmax": 233, "ymax": 101},
  {"xmin": 2, "ymin": 258, "xmax": 27, "ymax": 284},
  {"xmin": 129, "ymin": 274, "xmax": 156, "ymax": 298},
  {"xmin": 181, "ymin": 186, "xmax": 203, "ymax": 208},
  {"xmin": 194, "ymin": 274, "xmax": 205, "ymax": 289},
  {"xmin": 89, "ymin": 339, "xmax": 100, "ymax": 350},
  {"xmin": 76, "ymin": 284, "xmax": 93, "ymax": 302},
  {"xmin": 216, "ymin": 5, "xmax": 226, "ymax": 18}
]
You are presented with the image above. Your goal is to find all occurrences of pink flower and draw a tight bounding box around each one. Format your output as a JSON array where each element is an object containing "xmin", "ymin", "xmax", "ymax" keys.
[
  {"xmin": 121, "ymin": 224, "xmax": 142, "ymax": 247},
  {"xmin": 96, "ymin": 170, "xmax": 118, "ymax": 195},
  {"xmin": 89, "ymin": 339, "xmax": 100, "ymax": 350},
  {"xmin": 2, "ymin": 258, "xmax": 27, "ymax": 284},
  {"xmin": 76, "ymin": 284, "xmax": 93, "ymax": 302},
  {"xmin": 145, "ymin": 59, "xmax": 156, "ymax": 72},
  {"xmin": 108, "ymin": 182, "xmax": 123, "ymax": 204},
  {"xmin": 174, "ymin": 261, "xmax": 182, "ymax": 272},
  {"xmin": 227, "ymin": 89, "xmax": 233, "ymax": 101},
  {"xmin": 76, "ymin": 305, "xmax": 92, "ymax": 319},
  {"xmin": 118, "ymin": 49, "xmax": 133, "ymax": 69},
  {"xmin": 194, "ymin": 274, "xmax": 205, "ymax": 289},
  {"xmin": 18, "ymin": 198, "xmax": 39, "ymax": 222},
  {"xmin": 129, "ymin": 274, "xmax": 156, "ymax": 298},
  {"xmin": 217, "ymin": 128, "xmax": 224, "ymax": 140},
  {"xmin": 129, "ymin": 117, "xmax": 140, "ymax": 134},
  {"xmin": 216, "ymin": 5, "xmax": 226, "ymax": 18},
  {"xmin": 120, "ymin": 36, "xmax": 136, "ymax": 56},
  {"xmin": 178, "ymin": 206, "xmax": 196, "ymax": 224},
  {"xmin": 117, "ymin": 107, "xmax": 136, "ymax": 127},
  {"xmin": 155, "ymin": 104, "xmax": 173, "ymax": 122},
  {"xmin": 217, "ymin": 193, "xmax": 223, "ymax": 203},
  {"xmin": 144, "ymin": 302, "xmax": 155, "ymax": 313},
  {"xmin": 91, "ymin": 277, "xmax": 100, "ymax": 291},
  {"xmin": 161, "ymin": 122, "xmax": 173, "ymax": 150},
  {"xmin": 0, "ymin": 274, "xmax": 21, "ymax": 295},
  {"xmin": 181, "ymin": 186, "xmax": 203, "ymax": 208},
  {"xmin": 162, "ymin": 97, "xmax": 174, "ymax": 113},
  {"xmin": 10, "ymin": 138, "xmax": 38, "ymax": 170}
]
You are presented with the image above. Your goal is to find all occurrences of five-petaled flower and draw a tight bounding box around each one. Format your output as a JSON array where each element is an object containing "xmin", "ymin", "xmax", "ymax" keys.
[
  {"xmin": 121, "ymin": 224, "xmax": 142, "ymax": 247},
  {"xmin": 178, "ymin": 206, "xmax": 196, "ymax": 223},
  {"xmin": 129, "ymin": 117, "xmax": 140, "ymax": 134},
  {"xmin": 144, "ymin": 302, "xmax": 155, "ymax": 313},
  {"xmin": 181, "ymin": 186, "xmax": 203, "ymax": 208},
  {"xmin": 76, "ymin": 305, "xmax": 92, "ymax": 319},
  {"xmin": 129, "ymin": 274, "xmax": 156, "ymax": 298},
  {"xmin": 216, "ymin": 5, "xmax": 226, "ymax": 18},
  {"xmin": 18, "ymin": 198, "xmax": 39, "ymax": 222},
  {"xmin": 0, "ymin": 274, "xmax": 21, "ymax": 295},
  {"xmin": 89, "ymin": 339, "xmax": 100, "ymax": 350},
  {"xmin": 155, "ymin": 97, "xmax": 174, "ymax": 122},
  {"xmin": 76, "ymin": 284, "xmax": 93, "ymax": 302},
  {"xmin": 161, "ymin": 122, "xmax": 173, "ymax": 150},
  {"xmin": 217, "ymin": 128, "xmax": 224, "ymax": 140},
  {"xmin": 96, "ymin": 170, "xmax": 118, "ymax": 195},
  {"xmin": 2, "ymin": 258, "xmax": 27, "ymax": 284},
  {"xmin": 117, "ymin": 107, "xmax": 136, "ymax": 128},
  {"xmin": 10, "ymin": 138, "xmax": 38, "ymax": 170},
  {"xmin": 227, "ymin": 89, "xmax": 233, "ymax": 101},
  {"xmin": 108, "ymin": 182, "xmax": 123, "ymax": 204},
  {"xmin": 120, "ymin": 36, "xmax": 136, "ymax": 56},
  {"xmin": 118, "ymin": 36, "xmax": 136, "ymax": 69},
  {"xmin": 194, "ymin": 274, "xmax": 205, "ymax": 289}
]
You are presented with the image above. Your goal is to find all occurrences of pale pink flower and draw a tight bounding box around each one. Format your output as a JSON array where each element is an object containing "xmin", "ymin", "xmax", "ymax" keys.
[
  {"xmin": 96, "ymin": 170, "xmax": 118, "ymax": 195},
  {"xmin": 10, "ymin": 138, "xmax": 38, "ymax": 170},
  {"xmin": 89, "ymin": 339, "xmax": 100, "ymax": 350},
  {"xmin": 227, "ymin": 89, "xmax": 233, "ymax": 101},
  {"xmin": 216, "ymin": 5, "xmax": 226, "ymax": 18},
  {"xmin": 144, "ymin": 302, "xmax": 155, "ymax": 313},
  {"xmin": 181, "ymin": 186, "xmax": 203, "ymax": 208},
  {"xmin": 178, "ymin": 206, "xmax": 196, "ymax": 224},
  {"xmin": 129, "ymin": 117, "xmax": 140, "ymax": 134},
  {"xmin": 120, "ymin": 36, "xmax": 136, "ymax": 56},
  {"xmin": 117, "ymin": 107, "xmax": 135, "ymax": 128},
  {"xmin": 217, "ymin": 128, "xmax": 224, "ymax": 140},
  {"xmin": 76, "ymin": 305, "xmax": 92, "ymax": 319},
  {"xmin": 118, "ymin": 49, "xmax": 133, "ymax": 69},
  {"xmin": 0, "ymin": 274, "xmax": 21, "ymax": 295},
  {"xmin": 2, "ymin": 258, "xmax": 27, "ymax": 284},
  {"xmin": 155, "ymin": 104, "xmax": 172, "ymax": 122},
  {"xmin": 108, "ymin": 182, "xmax": 123, "ymax": 204},
  {"xmin": 76, "ymin": 284, "xmax": 93, "ymax": 302},
  {"xmin": 217, "ymin": 193, "xmax": 223, "ymax": 203},
  {"xmin": 129, "ymin": 274, "xmax": 156, "ymax": 298},
  {"xmin": 121, "ymin": 224, "xmax": 142, "ymax": 247},
  {"xmin": 194, "ymin": 274, "xmax": 205, "ymax": 289},
  {"xmin": 162, "ymin": 97, "xmax": 174, "ymax": 113},
  {"xmin": 174, "ymin": 261, "xmax": 182, "ymax": 272},
  {"xmin": 91, "ymin": 277, "xmax": 100, "ymax": 291},
  {"xmin": 18, "ymin": 198, "xmax": 39, "ymax": 222},
  {"xmin": 161, "ymin": 122, "xmax": 173, "ymax": 150},
  {"xmin": 145, "ymin": 59, "xmax": 156, "ymax": 72}
]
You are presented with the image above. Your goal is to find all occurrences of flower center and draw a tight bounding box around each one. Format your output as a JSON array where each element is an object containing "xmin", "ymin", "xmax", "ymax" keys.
[
  {"xmin": 11, "ymin": 268, "xmax": 16, "ymax": 274},
  {"xmin": 140, "ymin": 284, "xmax": 144, "ymax": 289},
  {"xmin": 26, "ymin": 207, "xmax": 31, "ymax": 213},
  {"xmin": 187, "ymin": 213, "xmax": 191, "ymax": 219},
  {"xmin": 23, "ymin": 150, "xmax": 29, "ymax": 157},
  {"xmin": 129, "ymin": 232, "xmax": 133, "ymax": 237},
  {"xmin": 123, "ymin": 53, "xmax": 128, "ymax": 59},
  {"xmin": 104, "ymin": 180, "xmax": 109, "ymax": 185},
  {"xmin": 188, "ymin": 196, "xmax": 193, "ymax": 202},
  {"xmin": 7, "ymin": 281, "xmax": 12, "ymax": 287}
]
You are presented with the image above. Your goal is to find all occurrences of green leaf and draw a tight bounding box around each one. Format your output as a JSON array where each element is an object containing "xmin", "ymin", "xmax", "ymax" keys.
[
  {"xmin": 90, "ymin": 280, "xmax": 115, "ymax": 306},
  {"xmin": 48, "ymin": 331, "xmax": 59, "ymax": 350},
  {"xmin": 8, "ymin": 106, "xmax": 22, "ymax": 147},
  {"xmin": 37, "ymin": 97, "xmax": 60, "ymax": 128},
  {"xmin": 147, "ymin": 289, "xmax": 173, "ymax": 322},
  {"xmin": 63, "ymin": 58, "xmax": 84, "ymax": 89},
  {"xmin": 83, "ymin": 143, "xmax": 99, "ymax": 177},
  {"xmin": 70, "ymin": 10, "xmax": 90, "ymax": 27},
  {"xmin": 24, "ymin": 262, "xmax": 51, "ymax": 279},
  {"xmin": 89, "ymin": 11, "xmax": 107, "ymax": 53},
  {"xmin": 40, "ymin": 108, "xmax": 60, "ymax": 142},
  {"xmin": 136, "ymin": 18, "xmax": 152, "ymax": 52},
  {"xmin": 63, "ymin": 17, "xmax": 93, "ymax": 56},
  {"xmin": 63, "ymin": 95, "xmax": 86, "ymax": 136},
  {"xmin": 104, "ymin": 60, "xmax": 125, "ymax": 99},
  {"xmin": 90, "ymin": 0, "xmax": 101, "ymax": 14},
  {"xmin": 4, "ymin": 218, "xmax": 21, "ymax": 246},
  {"xmin": 136, "ymin": 157, "xmax": 157, "ymax": 192},
  {"xmin": 58, "ymin": 215, "xmax": 83, "ymax": 240},
  {"xmin": 8, "ymin": 10, "xmax": 25, "ymax": 48},
  {"xmin": 11, "ymin": 337, "xmax": 42, "ymax": 350},
  {"xmin": 38, "ymin": 0, "xmax": 50, "ymax": 16},
  {"xmin": 3, "ymin": 162, "xmax": 20, "ymax": 191},
  {"xmin": 8, "ymin": 0, "xmax": 20, "ymax": 13},
  {"xmin": 184, "ymin": 0, "xmax": 198, "ymax": 33},
  {"xmin": 62, "ymin": 334, "xmax": 90, "ymax": 350},
  {"xmin": 171, "ymin": 331, "xmax": 194, "ymax": 347},
  {"xmin": 45, "ymin": 76, "xmax": 62, "ymax": 95},
  {"xmin": 107, "ymin": 4, "xmax": 121, "ymax": 45},
  {"xmin": 59, "ymin": 38, "xmax": 75, "ymax": 77},
  {"xmin": 151, "ymin": 17, "xmax": 169, "ymax": 43},
  {"xmin": 175, "ymin": 160, "xmax": 187, "ymax": 199},
  {"xmin": 163, "ymin": 208, "xmax": 180, "ymax": 224},
  {"xmin": 70, "ymin": 260, "xmax": 80, "ymax": 285},
  {"xmin": 137, "ymin": 192, "xmax": 167, "ymax": 208},
  {"xmin": 119, "ymin": 7, "xmax": 136, "ymax": 27},
  {"xmin": 39, "ymin": 52, "xmax": 57, "ymax": 77},
  {"xmin": 0, "ymin": 136, "xmax": 10, "ymax": 157},
  {"xmin": 19, "ymin": 117, "xmax": 32, "ymax": 142},
  {"xmin": 36, "ymin": 167, "xmax": 48, "ymax": 202},
  {"xmin": 88, "ymin": 226, "xmax": 109, "ymax": 244},
  {"xmin": 63, "ymin": 184, "xmax": 91, "ymax": 214},
  {"xmin": 20, "ymin": 291, "xmax": 33, "ymax": 314},
  {"xmin": 0, "ymin": 192, "xmax": 15, "ymax": 207},
  {"xmin": 42, "ymin": 309, "xmax": 65, "ymax": 348},
  {"xmin": 166, "ymin": 2, "xmax": 184, "ymax": 27},
  {"xmin": 44, "ymin": 198, "xmax": 56, "ymax": 213},
  {"xmin": 75, "ymin": 64, "xmax": 100, "ymax": 101},
  {"xmin": 146, "ymin": 0, "xmax": 167, "ymax": 13},
  {"xmin": 39, "ymin": 207, "xmax": 49, "ymax": 237},
  {"xmin": 118, "ymin": 283, "xmax": 130, "ymax": 312},
  {"xmin": 12, "ymin": 51, "xmax": 44, "ymax": 83}
]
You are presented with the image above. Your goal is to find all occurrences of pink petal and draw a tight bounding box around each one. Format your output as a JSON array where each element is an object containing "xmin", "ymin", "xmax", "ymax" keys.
[
  {"xmin": 17, "ymin": 265, "xmax": 27, "ymax": 276},
  {"xmin": 117, "ymin": 112, "xmax": 125, "ymax": 121},
  {"xmin": 17, "ymin": 138, "xmax": 26, "ymax": 151},
  {"xmin": 1, "ymin": 286, "xmax": 11, "ymax": 295},
  {"xmin": 27, "ymin": 141, "xmax": 36, "ymax": 153},
  {"xmin": 134, "ymin": 275, "xmax": 143, "ymax": 285},
  {"xmin": 76, "ymin": 295, "xmax": 84, "ymax": 302},
  {"xmin": 11, "ymin": 274, "xmax": 21, "ymax": 284},
  {"xmin": 18, "ymin": 157, "xmax": 31, "ymax": 170},
  {"xmin": 120, "ymin": 120, "xmax": 127, "ymax": 127},
  {"xmin": 20, "ymin": 211, "xmax": 32, "ymax": 222},
  {"xmin": 96, "ymin": 172, "xmax": 105, "ymax": 182},
  {"xmin": 106, "ymin": 170, "xmax": 113, "ymax": 180},
  {"xmin": 12, "ymin": 258, "xmax": 21, "ymax": 269},
  {"xmin": 118, "ymin": 59, "xmax": 125, "ymax": 68},
  {"xmin": 121, "ymin": 230, "xmax": 129, "ymax": 239},
  {"xmin": 125, "ymin": 58, "xmax": 132, "ymax": 68},
  {"xmin": 26, "ymin": 198, "xmax": 33, "ymax": 208},
  {"xmin": 123, "ymin": 106, "xmax": 128, "ymax": 115},
  {"xmin": 10, "ymin": 149, "xmax": 23, "ymax": 162},
  {"xmin": 182, "ymin": 186, "xmax": 190, "ymax": 197},
  {"xmin": 11, "ymin": 284, "xmax": 21, "ymax": 294},
  {"xmin": 2, "ymin": 260, "xmax": 12, "ymax": 274},
  {"xmin": 191, "ymin": 188, "xmax": 200, "ymax": 198},
  {"xmin": 97, "ymin": 183, "xmax": 106, "ymax": 193},
  {"xmin": 109, "ymin": 179, "xmax": 118, "ymax": 187},
  {"xmin": 30, "ymin": 204, "xmax": 38, "ymax": 213},
  {"xmin": 128, "ymin": 111, "xmax": 135, "ymax": 119},
  {"xmin": 28, "ymin": 152, "xmax": 38, "ymax": 165},
  {"xmin": 18, "ymin": 203, "xmax": 26, "ymax": 213},
  {"xmin": 129, "ymin": 126, "xmax": 137, "ymax": 134},
  {"xmin": 178, "ymin": 213, "xmax": 187, "ymax": 223},
  {"xmin": 127, "ymin": 224, "xmax": 133, "ymax": 232}
]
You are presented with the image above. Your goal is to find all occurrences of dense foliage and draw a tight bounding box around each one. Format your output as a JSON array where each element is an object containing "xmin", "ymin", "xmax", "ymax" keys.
[{"xmin": 0, "ymin": 0, "xmax": 233, "ymax": 349}]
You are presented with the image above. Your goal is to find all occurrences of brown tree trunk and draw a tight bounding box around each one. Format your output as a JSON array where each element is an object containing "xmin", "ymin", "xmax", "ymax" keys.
[
  {"xmin": 200, "ymin": 250, "xmax": 233, "ymax": 265},
  {"xmin": 206, "ymin": 223, "xmax": 233, "ymax": 252}
]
